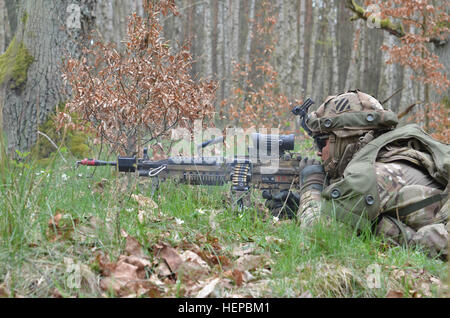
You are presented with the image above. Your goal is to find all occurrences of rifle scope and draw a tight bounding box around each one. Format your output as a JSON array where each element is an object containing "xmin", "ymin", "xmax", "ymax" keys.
[{"xmin": 251, "ymin": 133, "xmax": 295, "ymax": 155}]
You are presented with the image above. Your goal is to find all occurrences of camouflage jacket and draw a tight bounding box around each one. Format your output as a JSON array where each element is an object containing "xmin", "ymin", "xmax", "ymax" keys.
[{"xmin": 298, "ymin": 124, "xmax": 449, "ymax": 256}]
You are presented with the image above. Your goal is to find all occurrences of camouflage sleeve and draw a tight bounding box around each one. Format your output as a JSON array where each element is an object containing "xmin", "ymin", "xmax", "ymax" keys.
[
  {"xmin": 297, "ymin": 188, "xmax": 323, "ymax": 229},
  {"xmin": 296, "ymin": 164, "xmax": 326, "ymax": 229},
  {"xmin": 374, "ymin": 162, "xmax": 448, "ymax": 257},
  {"xmin": 375, "ymin": 162, "xmax": 448, "ymax": 228}
]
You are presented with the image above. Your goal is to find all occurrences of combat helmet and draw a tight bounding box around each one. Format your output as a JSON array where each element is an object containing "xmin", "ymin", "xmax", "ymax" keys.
[{"xmin": 305, "ymin": 90, "xmax": 399, "ymax": 179}]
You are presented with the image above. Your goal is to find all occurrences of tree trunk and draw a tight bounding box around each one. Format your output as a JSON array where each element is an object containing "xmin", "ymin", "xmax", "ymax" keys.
[
  {"xmin": 330, "ymin": 4, "xmax": 339, "ymax": 94},
  {"xmin": 220, "ymin": 1, "xmax": 230, "ymax": 106},
  {"xmin": 0, "ymin": 0, "xmax": 9, "ymax": 53},
  {"xmin": 4, "ymin": 0, "xmax": 18, "ymax": 45},
  {"xmin": 94, "ymin": 0, "xmax": 114, "ymax": 43},
  {"xmin": 244, "ymin": 0, "xmax": 255, "ymax": 71},
  {"xmin": 305, "ymin": 2, "xmax": 317, "ymax": 98},
  {"xmin": 274, "ymin": 0, "xmax": 299, "ymax": 99},
  {"xmin": 302, "ymin": 0, "xmax": 312, "ymax": 94},
  {"xmin": 377, "ymin": 32, "xmax": 390, "ymax": 106},
  {"xmin": 298, "ymin": 0, "xmax": 305, "ymax": 96},
  {"xmin": 1, "ymin": 0, "xmax": 96, "ymax": 154},
  {"xmin": 430, "ymin": 42, "xmax": 450, "ymax": 104},
  {"xmin": 316, "ymin": 4, "xmax": 330, "ymax": 102},
  {"xmin": 211, "ymin": 0, "xmax": 219, "ymax": 81},
  {"xmin": 240, "ymin": 0, "xmax": 255, "ymax": 109},
  {"xmin": 202, "ymin": 1, "xmax": 212, "ymax": 78},
  {"xmin": 230, "ymin": 0, "xmax": 240, "ymax": 63},
  {"xmin": 355, "ymin": 23, "xmax": 366, "ymax": 90},
  {"xmin": 337, "ymin": 0, "xmax": 354, "ymax": 91}
]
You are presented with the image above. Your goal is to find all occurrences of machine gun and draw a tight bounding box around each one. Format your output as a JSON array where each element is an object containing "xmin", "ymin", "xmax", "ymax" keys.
[{"xmin": 77, "ymin": 100, "xmax": 317, "ymax": 208}]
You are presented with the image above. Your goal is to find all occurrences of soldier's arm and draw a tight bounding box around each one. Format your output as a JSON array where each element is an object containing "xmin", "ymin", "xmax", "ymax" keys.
[
  {"xmin": 374, "ymin": 161, "xmax": 448, "ymax": 257},
  {"xmin": 297, "ymin": 165, "xmax": 326, "ymax": 228}
]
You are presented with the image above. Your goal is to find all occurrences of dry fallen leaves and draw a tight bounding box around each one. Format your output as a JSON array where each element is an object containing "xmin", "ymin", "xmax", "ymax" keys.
[
  {"xmin": 153, "ymin": 242, "xmax": 183, "ymax": 273},
  {"xmin": 231, "ymin": 269, "xmax": 243, "ymax": 287},
  {"xmin": 234, "ymin": 255, "xmax": 266, "ymax": 272},
  {"xmin": 99, "ymin": 255, "xmax": 153, "ymax": 297},
  {"xmin": 178, "ymin": 250, "xmax": 211, "ymax": 279},
  {"xmin": 131, "ymin": 194, "xmax": 158, "ymax": 210},
  {"xmin": 386, "ymin": 265, "xmax": 448, "ymax": 298},
  {"xmin": 386, "ymin": 290, "xmax": 404, "ymax": 298},
  {"xmin": 125, "ymin": 235, "xmax": 147, "ymax": 259},
  {"xmin": 92, "ymin": 226, "xmax": 276, "ymax": 298},
  {"xmin": 0, "ymin": 283, "xmax": 9, "ymax": 298},
  {"xmin": 64, "ymin": 258, "xmax": 100, "ymax": 295},
  {"xmin": 232, "ymin": 243, "xmax": 255, "ymax": 256},
  {"xmin": 98, "ymin": 235, "xmax": 165, "ymax": 297},
  {"xmin": 195, "ymin": 278, "xmax": 220, "ymax": 298},
  {"xmin": 92, "ymin": 179, "xmax": 109, "ymax": 194},
  {"xmin": 46, "ymin": 211, "xmax": 79, "ymax": 242},
  {"xmin": 72, "ymin": 216, "xmax": 114, "ymax": 244}
]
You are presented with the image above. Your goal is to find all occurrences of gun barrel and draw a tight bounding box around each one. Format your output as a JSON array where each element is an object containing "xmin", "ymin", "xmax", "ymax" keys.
[{"xmin": 77, "ymin": 159, "xmax": 117, "ymax": 166}]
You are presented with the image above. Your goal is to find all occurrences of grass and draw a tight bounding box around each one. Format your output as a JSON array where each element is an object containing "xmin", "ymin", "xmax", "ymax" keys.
[{"xmin": 0, "ymin": 147, "xmax": 448, "ymax": 298}]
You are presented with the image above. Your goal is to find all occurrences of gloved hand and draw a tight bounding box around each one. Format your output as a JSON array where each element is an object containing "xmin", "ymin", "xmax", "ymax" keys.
[
  {"xmin": 298, "ymin": 157, "xmax": 322, "ymax": 173},
  {"xmin": 262, "ymin": 190, "xmax": 300, "ymax": 219},
  {"xmin": 300, "ymin": 162, "xmax": 326, "ymax": 196}
]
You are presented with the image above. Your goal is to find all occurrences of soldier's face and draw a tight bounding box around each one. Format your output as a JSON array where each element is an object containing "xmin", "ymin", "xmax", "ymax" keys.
[{"xmin": 317, "ymin": 138, "xmax": 331, "ymax": 162}]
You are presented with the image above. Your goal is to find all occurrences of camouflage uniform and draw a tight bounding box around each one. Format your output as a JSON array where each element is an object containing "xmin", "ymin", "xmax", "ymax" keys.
[
  {"xmin": 300, "ymin": 160, "xmax": 449, "ymax": 257},
  {"xmin": 295, "ymin": 90, "xmax": 449, "ymax": 258},
  {"xmin": 374, "ymin": 162, "xmax": 449, "ymax": 256}
]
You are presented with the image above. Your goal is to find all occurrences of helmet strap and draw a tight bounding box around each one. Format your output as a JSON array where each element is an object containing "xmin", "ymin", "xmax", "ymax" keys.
[{"xmin": 323, "ymin": 134, "xmax": 339, "ymax": 179}]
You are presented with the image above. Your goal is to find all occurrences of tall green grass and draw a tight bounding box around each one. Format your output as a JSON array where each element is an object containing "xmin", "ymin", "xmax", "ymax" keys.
[{"xmin": 0, "ymin": 138, "xmax": 447, "ymax": 297}]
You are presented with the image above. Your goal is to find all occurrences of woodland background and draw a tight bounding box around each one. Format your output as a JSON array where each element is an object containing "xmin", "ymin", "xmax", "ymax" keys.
[{"xmin": 0, "ymin": 0, "xmax": 448, "ymax": 154}]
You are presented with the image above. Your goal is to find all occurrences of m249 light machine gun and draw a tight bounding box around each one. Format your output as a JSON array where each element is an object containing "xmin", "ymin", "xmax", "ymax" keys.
[{"xmin": 77, "ymin": 100, "xmax": 317, "ymax": 209}]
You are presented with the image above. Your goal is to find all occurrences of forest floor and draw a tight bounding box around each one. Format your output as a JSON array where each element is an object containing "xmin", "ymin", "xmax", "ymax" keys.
[{"xmin": 0, "ymin": 154, "xmax": 449, "ymax": 298}]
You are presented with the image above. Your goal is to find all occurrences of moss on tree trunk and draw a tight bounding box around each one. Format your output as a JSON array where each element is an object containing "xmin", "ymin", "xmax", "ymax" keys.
[{"xmin": 0, "ymin": 35, "xmax": 34, "ymax": 89}]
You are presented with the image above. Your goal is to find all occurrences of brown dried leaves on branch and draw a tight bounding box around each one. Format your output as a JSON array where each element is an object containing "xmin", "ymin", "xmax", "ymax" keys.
[
  {"xmin": 60, "ymin": 1, "xmax": 217, "ymax": 154},
  {"xmin": 363, "ymin": 0, "xmax": 449, "ymax": 140},
  {"xmin": 356, "ymin": 1, "xmax": 449, "ymax": 92}
]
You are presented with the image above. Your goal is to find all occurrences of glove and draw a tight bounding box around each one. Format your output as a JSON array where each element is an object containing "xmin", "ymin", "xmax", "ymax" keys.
[
  {"xmin": 300, "ymin": 163, "xmax": 326, "ymax": 196},
  {"xmin": 262, "ymin": 190, "xmax": 300, "ymax": 219},
  {"xmin": 298, "ymin": 157, "xmax": 322, "ymax": 173}
]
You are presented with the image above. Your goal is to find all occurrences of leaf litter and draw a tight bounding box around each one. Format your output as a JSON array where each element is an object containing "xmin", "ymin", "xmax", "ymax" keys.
[
  {"xmin": 385, "ymin": 264, "xmax": 449, "ymax": 298},
  {"xmin": 13, "ymin": 191, "xmax": 447, "ymax": 298},
  {"xmin": 91, "ymin": 222, "xmax": 276, "ymax": 298},
  {"xmin": 46, "ymin": 190, "xmax": 280, "ymax": 298}
]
